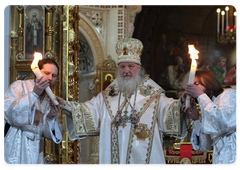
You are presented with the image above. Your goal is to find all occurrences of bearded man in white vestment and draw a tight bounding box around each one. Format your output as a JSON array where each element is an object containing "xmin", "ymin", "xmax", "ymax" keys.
[
  {"xmin": 58, "ymin": 38, "xmax": 188, "ymax": 164},
  {"xmin": 4, "ymin": 58, "xmax": 63, "ymax": 164}
]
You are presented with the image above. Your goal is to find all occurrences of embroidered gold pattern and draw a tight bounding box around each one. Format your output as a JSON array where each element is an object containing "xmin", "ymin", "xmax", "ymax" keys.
[
  {"xmin": 108, "ymin": 84, "xmax": 119, "ymax": 97},
  {"xmin": 102, "ymin": 91, "xmax": 114, "ymax": 121},
  {"xmin": 81, "ymin": 103, "xmax": 96, "ymax": 133},
  {"xmin": 70, "ymin": 102, "xmax": 87, "ymax": 135},
  {"xmin": 111, "ymin": 124, "xmax": 120, "ymax": 164},
  {"xmin": 126, "ymin": 124, "xmax": 135, "ymax": 164},
  {"xmin": 139, "ymin": 84, "xmax": 155, "ymax": 97},
  {"xmin": 165, "ymin": 100, "xmax": 181, "ymax": 134},
  {"xmin": 134, "ymin": 123, "xmax": 150, "ymax": 141},
  {"xmin": 145, "ymin": 94, "xmax": 160, "ymax": 164},
  {"xmin": 138, "ymin": 89, "xmax": 164, "ymax": 118},
  {"xmin": 67, "ymin": 101, "xmax": 96, "ymax": 135}
]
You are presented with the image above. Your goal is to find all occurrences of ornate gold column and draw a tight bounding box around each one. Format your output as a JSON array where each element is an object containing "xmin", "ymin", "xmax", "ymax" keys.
[
  {"xmin": 61, "ymin": 5, "xmax": 81, "ymax": 164},
  {"xmin": 45, "ymin": 6, "xmax": 54, "ymax": 57},
  {"xmin": 10, "ymin": 6, "xmax": 27, "ymax": 84},
  {"xmin": 17, "ymin": 6, "xmax": 24, "ymax": 56}
]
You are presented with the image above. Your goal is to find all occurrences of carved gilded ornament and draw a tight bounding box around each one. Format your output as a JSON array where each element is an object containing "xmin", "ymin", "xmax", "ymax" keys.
[{"xmin": 69, "ymin": 28, "xmax": 75, "ymax": 42}]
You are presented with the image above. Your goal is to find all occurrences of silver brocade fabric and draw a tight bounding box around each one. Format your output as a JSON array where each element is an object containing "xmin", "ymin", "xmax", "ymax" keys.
[
  {"xmin": 192, "ymin": 88, "xmax": 236, "ymax": 164},
  {"xmin": 4, "ymin": 79, "xmax": 62, "ymax": 164}
]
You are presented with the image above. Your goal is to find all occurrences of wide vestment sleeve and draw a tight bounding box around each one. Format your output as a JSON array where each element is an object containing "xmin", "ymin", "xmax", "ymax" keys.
[
  {"xmin": 4, "ymin": 80, "xmax": 38, "ymax": 127},
  {"xmin": 197, "ymin": 88, "xmax": 236, "ymax": 136},
  {"xmin": 157, "ymin": 92, "xmax": 187, "ymax": 138},
  {"xmin": 63, "ymin": 92, "xmax": 103, "ymax": 140},
  {"xmin": 4, "ymin": 80, "xmax": 62, "ymax": 142}
]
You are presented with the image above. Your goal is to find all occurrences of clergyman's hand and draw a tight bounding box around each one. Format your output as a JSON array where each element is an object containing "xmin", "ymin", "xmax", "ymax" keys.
[
  {"xmin": 56, "ymin": 96, "xmax": 66, "ymax": 109},
  {"xmin": 185, "ymin": 83, "xmax": 204, "ymax": 99},
  {"xmin": 33, "ymin": 76, "xmax": 49, "ymax": 96},
  {"xmin": 182, "ymin": 98, "xmax": 199, "ymax": 121},
  {"xmin": 186, "ymin": 107, "xmax": 199, "ymax": 121},
  {"xmin": 180, "ymin": 93, "xmax": 187, "ymax": 104},
  {"xmin": 48, "ymin": 101, "xmax": 60, "ymax": 119}
]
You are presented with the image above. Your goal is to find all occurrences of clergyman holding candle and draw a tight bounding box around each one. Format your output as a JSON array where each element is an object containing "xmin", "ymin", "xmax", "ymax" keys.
[{"xmin": 4, "ymin": 57, "xmax": 63, "ymax": 164}]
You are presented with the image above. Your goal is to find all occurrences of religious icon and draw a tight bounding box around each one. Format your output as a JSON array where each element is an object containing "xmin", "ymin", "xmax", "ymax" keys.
[
  {"xmin": 101, "ymin": 70, "xmax": 116, "ymax": 91},
  {"xmin": 108, "ymin": 85, "xmax": 119, "ymax": 97},
  {"xmin": 25, "ymin": 5, "xmax": 44, "ymax": 60},
  {"xmin": 134, "ymin": 123, "xmax": 150, "ymax": 141},
  {"xmin": 139, "ymin": 84, "xmax": 154, "ymax": 97},
  {"xmin": 180, "ymin": 157, "xmax": 191, "ymax": 164}
]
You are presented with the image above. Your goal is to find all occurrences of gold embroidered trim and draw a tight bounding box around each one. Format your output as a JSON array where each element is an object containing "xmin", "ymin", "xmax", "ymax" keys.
[
  {"xmin": 126, "ymin": 124, "xmax": 135, "ymax": 164},
  {"xmin": 81, "ymin": 103, "xmax": 96, "ymax": 133},
  {"xmin": 138, "ymin": 89, "xmax": 164, "ymax": 118},
  {"xmin": 66, "ymin": 101, "xmax": 96, "ymax": 135},
  {"xmin": 70, "ymin": 102, "xmax": 87, "ymax": 135},
  {"xmin": 111, "ymin": 124, "xmax": 120, "ymax": 164},
  {"xmin": 102, "ymin": 91, "xmax": 114, "ymax": 121},
  {"xmin": 145, "ymin": 94, "xmax": 160, "ymax": 164},
  {"xmin": 165, "ymin": 100, "xmax": 181, "ymax": 134}
]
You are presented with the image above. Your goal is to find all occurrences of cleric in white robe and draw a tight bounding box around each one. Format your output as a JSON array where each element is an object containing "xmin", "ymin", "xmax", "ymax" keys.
[
  {"xmin": 184, "ymin": 69, "xmax": 236, "ymax": 164},
  {"xmin": 58, "ymin": 38, "xmax": 188, "ymax": 164},
  {"xmin": 4, "ymin": 58, "xmax": 63, "ymax": 164}
]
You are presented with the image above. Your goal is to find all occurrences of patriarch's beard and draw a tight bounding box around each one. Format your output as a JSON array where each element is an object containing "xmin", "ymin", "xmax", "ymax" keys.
[{"xmin": 116, "ymin": 68, "xmax": 145, "ymax": 95}]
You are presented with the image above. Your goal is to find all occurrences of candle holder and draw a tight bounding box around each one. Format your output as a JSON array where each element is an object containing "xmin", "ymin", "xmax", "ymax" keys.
[
  {"xmin": 216, "ymin": 6, "xmax": 236, "ymax": 45},
  {"xmin": 217, "ymin": 28, "xmax": 236, "ymax": 45}
]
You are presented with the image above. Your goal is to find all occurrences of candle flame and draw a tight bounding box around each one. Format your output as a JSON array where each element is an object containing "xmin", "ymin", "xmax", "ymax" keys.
[
  {"xmin": 31, "ymin": 52, "xmax": 43, "ymax": 69},
  {"xmin": 191, "ymin": 58, "xmax": 197, "ymax": 67},
  {"xmin": 188, "ymin": 45, "xmax": 199, "ymax": 67}
]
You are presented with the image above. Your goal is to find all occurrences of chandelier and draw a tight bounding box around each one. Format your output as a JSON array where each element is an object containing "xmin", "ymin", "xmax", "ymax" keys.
[{"xmin": 216, "ymin": 6, "xmax": 236, "ymax": 44}]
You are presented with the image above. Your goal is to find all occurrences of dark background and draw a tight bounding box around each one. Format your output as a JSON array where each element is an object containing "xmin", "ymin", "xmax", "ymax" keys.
[{"xmin": 133, "ymin": 5, "xmax": 236, "ymax": 86}]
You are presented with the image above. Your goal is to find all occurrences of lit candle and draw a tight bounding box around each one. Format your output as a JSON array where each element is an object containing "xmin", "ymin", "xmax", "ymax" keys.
[
  {"xmin": 234, "ymin": 11, "xmax": 237, "ymax": 27},
  {"xmin": 225, "ymin": 6, "xmax": 229, "ymax": 30},
  {"xmin": 31, "ymin": 52, "xmax": 59, "ymax": 120},
  {"xmin": 221, "ymin": 11, "xmax": 225, "ymax": 35},
  {"xmin": 216, "ymin": 8, "xmax": 221, "ymax": 33},
  {"xmin": 185, "ymin": 45, "xmax": 199, "ymax": 108}
]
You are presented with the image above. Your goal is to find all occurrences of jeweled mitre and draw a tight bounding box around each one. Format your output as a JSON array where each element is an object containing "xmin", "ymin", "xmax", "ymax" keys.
[{"xmin": 115, "ymin": 38, "xmax": 143, "ymax": 65}]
